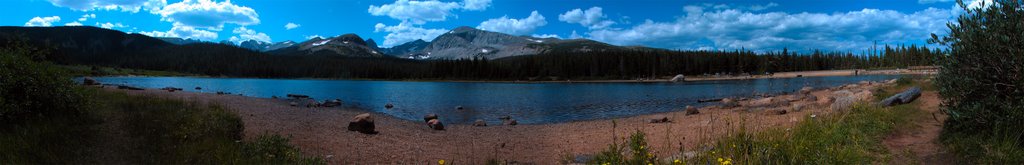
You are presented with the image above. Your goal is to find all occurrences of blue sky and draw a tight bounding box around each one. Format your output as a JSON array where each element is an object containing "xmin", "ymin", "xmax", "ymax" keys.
[{"xmin": 4, "ymin": 0, "xmax": 987, "ymax": 52}]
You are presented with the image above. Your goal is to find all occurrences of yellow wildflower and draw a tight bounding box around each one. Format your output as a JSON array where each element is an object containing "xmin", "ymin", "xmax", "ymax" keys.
[
  {"xmin": 674, "ymin": 159, "xmax": 682, "ymax": 163},
  {"xmin": 723, "ymin": 160, "xmax": 732, "ymax": 165},
  {"xmin": 438, "ymin": 159, "xmax": 445, "ymax": 165},
  {"xmin": 718, "ymin": 158, "xmax": 723, "ymax": 162}
]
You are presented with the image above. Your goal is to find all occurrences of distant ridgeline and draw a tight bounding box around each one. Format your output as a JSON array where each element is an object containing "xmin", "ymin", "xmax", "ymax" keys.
[{"xmin": 0, "ymin": 26, "xmax": 942, "ymax": 80}]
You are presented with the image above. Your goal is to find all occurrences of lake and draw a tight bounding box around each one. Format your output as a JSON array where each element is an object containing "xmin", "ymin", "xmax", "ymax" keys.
[{"xmin": 90, "ymin": 75, "xmax": 902, "ymax": 124}]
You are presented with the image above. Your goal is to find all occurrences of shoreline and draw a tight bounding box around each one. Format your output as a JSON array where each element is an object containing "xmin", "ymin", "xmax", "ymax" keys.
[
  {"xmin": 88, "ymin": 68, "xmax": 935, "ymax": 84},
  {"xmin": 97, "ymin": 78, "xmax": 898, "ymax": 164}
]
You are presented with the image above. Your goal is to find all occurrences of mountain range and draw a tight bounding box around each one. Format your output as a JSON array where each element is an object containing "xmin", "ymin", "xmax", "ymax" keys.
[{"xmin": 1, "ymin": 25, "xmax": 651, "ymax": 60}]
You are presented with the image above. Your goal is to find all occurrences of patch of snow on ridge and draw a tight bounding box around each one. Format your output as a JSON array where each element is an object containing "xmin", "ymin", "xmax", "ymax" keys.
[
  {"xmin": 481, "ymin": 49, "xmax": 490, "ymax": 53},
  {"xmin": 312, "ymin": 39, "xmax": 331, "ymax": 46},
  {"xmin": 527, "ymin": 39, "xmax": 543, "ymax": 43}
]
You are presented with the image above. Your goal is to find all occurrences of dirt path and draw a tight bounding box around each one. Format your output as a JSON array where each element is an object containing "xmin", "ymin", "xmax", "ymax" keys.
[{"xmin": 883, "ymin": 91, "xmax": 955, "ymax": 164}]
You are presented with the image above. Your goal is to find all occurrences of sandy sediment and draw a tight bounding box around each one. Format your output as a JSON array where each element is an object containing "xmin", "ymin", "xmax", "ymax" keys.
[{"xmin": 101, "ymin": 79, "xmax": 896, "ymax": 164}]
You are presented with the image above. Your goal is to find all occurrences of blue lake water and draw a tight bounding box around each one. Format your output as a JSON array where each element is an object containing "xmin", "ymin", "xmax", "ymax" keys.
[{"xmin": 90, "ymin": 75, "xmax": 902, "ymax": 124}]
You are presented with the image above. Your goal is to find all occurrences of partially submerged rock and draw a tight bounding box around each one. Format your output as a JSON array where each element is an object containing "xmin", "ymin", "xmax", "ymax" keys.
[
  {"xmin": 286, "ymin": 94, "xmax": 310, "ymax": 99},
  {"xmin": 82, "ymin": 77, "xmax": 99, "ymax": 85},
  {"xmin": 799, "ymin": 87, "xmax": 814, "ymax": 95},
  {"xmin": 423, "ymin": 114, "xmax": 439, "ymax": 123},
  {"xmin": 384, "ymin": 103, "xmax": 394, "ymax": 109},
  {"xmin": 685, "ymin": 106, "xmax": 699, "ymax": 115},
  {"xmin": 504, "ymin": 119, "xmax": 518, "ymax": 125},
  {"xmin": 347, "ymin": 113, "xmax": 376, "ymax": 134},
  {"xmin": 160, "ymin": 87, "xmax": 183, "ymax": 92},
  {"xmin": 322, "ymin": 99, "xmax": 343, "ymax": 107},
  {"xmin": 879, "ymin": 87, "xmax": 922, "ymax": 106}
]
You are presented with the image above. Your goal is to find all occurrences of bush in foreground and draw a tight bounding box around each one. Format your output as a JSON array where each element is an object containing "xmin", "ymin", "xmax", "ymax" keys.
[{"xmin": 930, "ymin": 0, "xmax": 1024, "ymax": 162}]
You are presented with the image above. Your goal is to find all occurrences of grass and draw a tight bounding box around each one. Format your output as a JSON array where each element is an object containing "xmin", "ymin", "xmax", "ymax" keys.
[
  {"xmin": 581, "ymin": 77, "xmax": 932, "ymax": 164},
  {"xmin": 1, "ymin": 88, "xmax": 324, "ymax": 164}
]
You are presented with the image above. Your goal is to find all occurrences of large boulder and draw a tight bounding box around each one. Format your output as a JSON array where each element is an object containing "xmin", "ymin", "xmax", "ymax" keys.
[
  {"xmin": 685, "ymin": 106, "xmax": 699, "ymax": 115},
  {"xmin": 879, "ymin": 87, "xmax": 922, "ymax": 106},
  {"xmin": 670, "ymin": 74, "xmax": 686, "ymax": 82},
  {"xmin": 427, "ymin": 119, "xmax": 445, "ymax": 130},
  {"xmin": 473, "ymin": 119, "xmax": 487, "ymax": 126},
  {"xmin": 720, "ymin": 98, "xmax": 739, "ymax": 108},
  {"xmin": 347, "ymin": 113, "xmax": 376, "ymax": 134},
  {"xmin": 831, "ymin": 96, "xmax": 856, "ymax": 112}
]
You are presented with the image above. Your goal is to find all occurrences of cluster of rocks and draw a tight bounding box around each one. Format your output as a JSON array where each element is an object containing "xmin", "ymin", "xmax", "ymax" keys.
[
  {"xmin": 283, "ymin": 94, "xmax": 344, "ymax": 108},
  {"xmin": 710, "ymin": 79, "xmax": 898, "ymax": 115}
]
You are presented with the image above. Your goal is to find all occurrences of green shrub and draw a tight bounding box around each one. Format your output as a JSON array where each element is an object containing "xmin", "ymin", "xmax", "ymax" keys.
[
  {"xmin": 0, "ymin": 37, "xmax": 95, "ymax": 163},
  {"xmin": 591, "ymin": 130, "xmax": 657, "ymax": 165},
  {"xmin": 930, "ymin": 0, "xmax": 1024, "ymax": 162}
]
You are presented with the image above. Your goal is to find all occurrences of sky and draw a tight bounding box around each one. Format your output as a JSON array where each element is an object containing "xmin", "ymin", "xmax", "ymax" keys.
[{"xmin": 2, "ymin": 0, "xmax": 993, "ymax": 53}]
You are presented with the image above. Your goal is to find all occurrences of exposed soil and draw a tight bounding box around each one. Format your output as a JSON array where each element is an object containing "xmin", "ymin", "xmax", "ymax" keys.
[
  {"xmin": 882, "ymin": 91, "xmax": 955, "ymax": 164},
  {"xmin": 100, "ymin": 81, "xmax": 889, "ymax": 164}
]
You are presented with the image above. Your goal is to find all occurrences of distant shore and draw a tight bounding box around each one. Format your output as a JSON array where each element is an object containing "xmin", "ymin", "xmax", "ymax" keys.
[
  {"xmin": 98, "ymin": 78, "xmax": 904, "ymax": 164},
  {"xmin": 84, "ymin": 68, "xmax": 936, "ymax": 84}
]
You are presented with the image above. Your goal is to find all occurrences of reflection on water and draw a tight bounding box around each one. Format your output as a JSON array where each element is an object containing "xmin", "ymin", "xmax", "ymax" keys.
[{"xmin": 91, "ymin": 75, "xmax": 902, "ymax": 124}]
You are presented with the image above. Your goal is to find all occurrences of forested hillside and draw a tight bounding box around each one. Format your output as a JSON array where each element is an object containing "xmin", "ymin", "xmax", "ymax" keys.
[{"xmin": 0, "ymin": 26, "xmax": 941, "ymax": 80}]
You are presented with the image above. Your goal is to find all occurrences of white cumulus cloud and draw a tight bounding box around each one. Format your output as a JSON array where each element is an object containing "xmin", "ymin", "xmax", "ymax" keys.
[
  {"xmin": 284, "ymin": 22, "xmax": 300, "ymax": 30},
  {"xmin": 137, "ymin": 23, "xmax": 218, "ymax": 41},
  {"xmin": 368, "ymin": 0, "xmax": 461, "ymax": 24},
  {"xmin": 374, "ymin": 22, "xmax": 448, "ymax": 47},
  {"xmin": 46, "ymin": 0, "xmax": 165, "ymax": 13},
  {"xmin": 229, "ymin": 26, "xmax": 272, "ymax": 43},
  {"xmin": 65, "ymin": 22, "xmax": 84, "ymax": 26},
  {"xmin": 462, "ymin": 0, "xmax": 491, "ymax": 11},
  {"xmin": 476, "ymin": 11, "xmax": 547, "ymax": 35},
  {"xmin": 24, "ymin": 16, "xmax": 61, "ymax": 27},
  {"xmin": 155, "ymin": 0, "xmax": 260, "ymax": 30},
  {"xmin": 585, "ymin": 6, "xmax": 957, "ymax": 52},
  {"xmin": 96, "ymin": 22, "xmax": 128, "ymax": 29},
  {"xmin": 558, "ymin": 7, "xmax": 615, "ymax": 29},
  {"xmin": 78, "ymin": 14, "xmax": 97, "ymax": 22}
]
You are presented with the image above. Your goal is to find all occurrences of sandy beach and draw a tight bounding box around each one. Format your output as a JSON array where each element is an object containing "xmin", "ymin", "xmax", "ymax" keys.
[{"xmin": 101, "ymin": 79, "xmax": 899, "ymax": 164}]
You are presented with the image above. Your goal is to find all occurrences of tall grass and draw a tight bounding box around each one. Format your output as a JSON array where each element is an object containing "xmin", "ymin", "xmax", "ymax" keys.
[
  {"xmin": 583, "ymin": 78, "xmax": 928, "ymax": 164},
  {"xmin": 1, "ymin": 41, "xmax": 322, "ymax": 164},
  {"xmin": 92, "ymin": 90, "xmax": 323, "ymax": 164}
]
